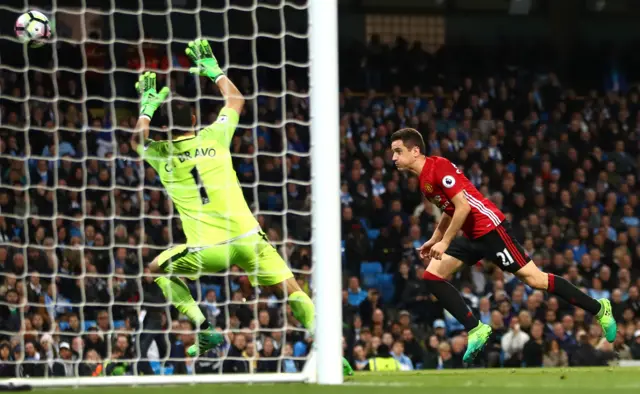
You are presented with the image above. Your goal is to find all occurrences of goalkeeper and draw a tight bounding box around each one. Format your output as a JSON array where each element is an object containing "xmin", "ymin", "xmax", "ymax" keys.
[{"xmin": 132, "ymin": 40, "xmax": 353, "ymax": 375}]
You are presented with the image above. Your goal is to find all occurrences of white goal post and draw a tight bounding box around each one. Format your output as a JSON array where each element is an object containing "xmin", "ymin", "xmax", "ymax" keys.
[{"xmin": 1, "ymin": 0, "xmax": 341, "ymax": 387}]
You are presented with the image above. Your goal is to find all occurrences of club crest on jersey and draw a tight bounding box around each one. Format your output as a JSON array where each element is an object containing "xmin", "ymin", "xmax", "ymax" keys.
[
  {"xmin": 424, "ymin": 183, "xmax": 433, "ymax": 193},
  {"xmin": 442, "ymin": 175, "xmax": 456, "ymax": 188}
]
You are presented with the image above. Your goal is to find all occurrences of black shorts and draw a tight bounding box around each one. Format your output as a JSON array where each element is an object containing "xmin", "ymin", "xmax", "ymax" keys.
[{"xmin": 446, "ymin": 222, "xmax": 530, "ymax": 273}]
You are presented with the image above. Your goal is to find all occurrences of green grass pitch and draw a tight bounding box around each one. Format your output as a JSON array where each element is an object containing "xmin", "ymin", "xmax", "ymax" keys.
[{"xmin": 29, "ymin": 367, "xmax": 640, "ymax": 394}]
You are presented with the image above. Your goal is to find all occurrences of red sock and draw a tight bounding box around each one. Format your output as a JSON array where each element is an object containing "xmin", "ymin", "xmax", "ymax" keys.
[
  {"xmin": 423, "ymin": 272, "xmax": 479, "ymax": 331},
  {"xmin": 547, "ymin": 274, "xmax": 600, "ymax": 315}
]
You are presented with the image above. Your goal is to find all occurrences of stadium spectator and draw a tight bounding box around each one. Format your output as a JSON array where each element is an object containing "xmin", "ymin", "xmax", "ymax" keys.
[
  {"xmin": 50, "ymin": 342, "xmax": 77, "ymax": 377},
  {"xmin": 543, "ymin": 339, "xmax": 569, "ymax": 367},
  {"xmin": 501, "ymin": 316, "xmax": 530, "ymax": 367},
  {"xmin": 390, "ymin": 341, "xmax": 413, "ymax": 370},
  {"xmin": 366, "ymin": 344, "xmax": 401, "ymax": 371},
  {"xmin": 522, "ymin": 321, "xmax": 545, "ymax": 367}
]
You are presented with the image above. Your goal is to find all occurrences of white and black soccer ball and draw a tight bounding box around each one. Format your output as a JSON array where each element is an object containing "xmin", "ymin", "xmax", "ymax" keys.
[{"xmin": 15, "ymin": 10, "xmax": 52, "ymax": 48}]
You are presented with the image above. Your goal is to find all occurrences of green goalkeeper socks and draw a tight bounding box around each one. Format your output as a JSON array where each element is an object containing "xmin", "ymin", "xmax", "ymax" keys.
[
  {"xmin": 289, "ymin": 291, "xmax": 315, "ymax": 333},
  {"xmin": 155, "ymin": 276, "xmax": 206, "ymax": 327},
  {"xmin": 156, "ymin": 278, "xmax": 314, "ymax": 338}
]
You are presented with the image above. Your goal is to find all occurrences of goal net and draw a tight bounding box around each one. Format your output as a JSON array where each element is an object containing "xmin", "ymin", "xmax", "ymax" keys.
[{"xmin": 0, "ymin": 0, "xmax": 341, "ymax": 387}]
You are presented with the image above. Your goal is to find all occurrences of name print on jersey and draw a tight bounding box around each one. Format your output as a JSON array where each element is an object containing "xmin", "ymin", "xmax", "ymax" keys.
[{"xmin": 177, "ymin": 147, "xmax": 217, "ymax": 163}]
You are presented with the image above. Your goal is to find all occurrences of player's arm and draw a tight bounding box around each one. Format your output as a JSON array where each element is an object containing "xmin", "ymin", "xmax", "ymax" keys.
[
  {"xmin": 131, "ymin": 72, "xmax": 169, "ymax": 154},
  {"xmin": 432, "ymin": 212, "xmax": 452, "ymax": 242},
  {"xmin": 417, "ymin": 212, "xmax": 451, "ymax": 260},
  {"xmin": 428, "ymin": 192, "xmax": 470, "ymax": 260},
  {"xmin": 186, "ymin": 39, "xmax": 244, "ymax": 144},
  {"xmin": 439, "ymin": 191, "xmax": 471, "ymax": 246},
  {"xmin": 215, "ymin": 72, "xmax": 244, "ymax": 116},
  {"xmin": 130, "ymin": 117, "xmax": 150, "ymax": 154},
  {"xmin": 428, "ymin": 159, "xmax": 470, "ymax": 259}
]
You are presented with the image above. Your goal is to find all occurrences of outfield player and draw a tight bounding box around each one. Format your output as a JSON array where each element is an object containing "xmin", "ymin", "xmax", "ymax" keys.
[
  {"xmin": 390, "ymin": 128, "xmax": 616, "ymax": 363},
  {"xmin": 131, "ymin": 40, "xmax": 353, "ymax": 375}
]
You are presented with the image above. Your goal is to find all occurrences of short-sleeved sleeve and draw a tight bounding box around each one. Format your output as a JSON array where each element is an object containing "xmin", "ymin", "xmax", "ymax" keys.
[
  {"xmin": 199, "ymin": 107, "xmax": 240, "ymax": 147},
  {"xmin": 135, "ymin": 139, "xmax": 162, "ymax": 171},
  {"xmin": 434, "ymin": 157, "xmax": 465, "ymax": 199}
]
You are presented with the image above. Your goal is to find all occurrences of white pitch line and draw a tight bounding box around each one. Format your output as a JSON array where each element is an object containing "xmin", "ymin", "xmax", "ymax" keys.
[{"xmin": 345, "ymin": 381, "xmax": 640, "ymax": 389}]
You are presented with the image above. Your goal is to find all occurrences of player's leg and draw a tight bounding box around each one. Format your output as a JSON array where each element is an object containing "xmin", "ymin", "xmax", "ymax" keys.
[
  {"xmin": 240, "ymin": 231, "xmax": 354, "ymax": 375},
  {"xmin": 148, "ymin": 245, "xmax": 226, "ymax": 356},
  {"xmin": 237, "ymin": 232, "xmax": 315, "ymax": 332},
  {"xmin": 424, "ymin": 239, "xmax": 481, "ymax": 331},
  {"xmin": 149, "ymin": 246, "xmax": 208, "ymax": 327},
  {"xmin": 514, "ymin": 262, "xmax": 615, "ymax": 341},
  {"xmin": 491, "ymin": 224, "xmax": 616, "ymax": 343},
  {"xmin": 264, "ymin": 277, "xmax": 315, "ymax": 330},
  {"xmin": 424, "ymin": 240, "xmax": 493, "ymax": 363},
  {"xmin": 263, "ymin": 276, "xmax": 354, "ymax": 376}
]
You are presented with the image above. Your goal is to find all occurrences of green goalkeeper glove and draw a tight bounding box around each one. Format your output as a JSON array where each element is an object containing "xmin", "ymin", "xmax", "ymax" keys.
[
  {"xmin": 136, "ymin": 71, "xmax": 170, "ymax": 119},
  {"xmin": 186, "ymin": 39, "xmax": 224, "ymax": 82}
]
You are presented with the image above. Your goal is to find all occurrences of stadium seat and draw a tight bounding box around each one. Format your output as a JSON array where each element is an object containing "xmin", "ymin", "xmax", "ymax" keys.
[
  {"xmin": 64, "ymin": 320, "xmax": 124, "ymax": 331},
  {"xmin": 360, "ymin": 261, "xmax": 383, "ymax": 288},
  {"xmin": 294, "ymin": 341, "xmax": 308, "ymax": 357},
  {"xmin": 377, "ymin": 273, "xmax": 395, "ymax": 302},
  {"xmin": 367, "ymin": 229, "xmax": 380, "ymax": 241},
  {"xmin": 361, "ymin": 261, "xmax": 383, "ymax": 274},
  {"xmin": 150, "ymin": 361, "xmax": 161, "ymax": 375},
  {"xmin": 201, "ymin": 284, "xmax": 222, "ymax": 300},
  {"xmin": 151, "ymin": 361, "xmax": 175, "ymax": 375}
]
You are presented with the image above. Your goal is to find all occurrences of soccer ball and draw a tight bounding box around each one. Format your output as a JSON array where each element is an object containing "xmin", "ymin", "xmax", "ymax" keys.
[{"xmin": 15, "ymin": 11, "xmax": 52, "ymax": 48}]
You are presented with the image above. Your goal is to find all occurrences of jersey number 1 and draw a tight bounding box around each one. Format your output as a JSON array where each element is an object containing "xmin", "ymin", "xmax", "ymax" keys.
[{"xmin": 190, "ymin": 167, "xmax": 210, "ymax": 205}]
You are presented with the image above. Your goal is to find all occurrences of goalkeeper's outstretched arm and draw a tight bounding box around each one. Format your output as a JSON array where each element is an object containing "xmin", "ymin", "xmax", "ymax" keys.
[
  {"xmin": 216, "ymin": 75, "xmax": 245, "ymax": 117},
  {"xmin": 131, "ymin": 72, "xmax": 169, "ymax": 153},
  {"xmin": 186, "ymin": 39, "xmax": 245, "ymax": 116}
]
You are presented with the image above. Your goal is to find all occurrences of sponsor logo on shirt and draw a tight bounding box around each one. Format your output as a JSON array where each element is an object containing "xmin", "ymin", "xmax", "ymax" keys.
[{"xmin": 428, "ymin": 195, "xmax": 450, "ymax": 211}]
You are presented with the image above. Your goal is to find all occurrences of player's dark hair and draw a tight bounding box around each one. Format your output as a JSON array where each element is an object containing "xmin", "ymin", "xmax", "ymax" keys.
[
  {"xmin": 169, "ymin": 99, "xmax": 193, "ymax": 137},
  {"xmin": 391, "ymin": 128, "xmax": 426, "ymax": 155}
]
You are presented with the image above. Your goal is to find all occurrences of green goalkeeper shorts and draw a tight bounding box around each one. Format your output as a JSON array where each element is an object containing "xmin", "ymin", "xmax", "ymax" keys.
[{"xmin": 155, "ymin": 230, "xmax": 293, "ymax": 287}]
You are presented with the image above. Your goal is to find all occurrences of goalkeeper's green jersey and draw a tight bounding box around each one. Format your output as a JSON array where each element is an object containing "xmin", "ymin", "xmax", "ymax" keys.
[{"xmin": 136, "ymin": 107, "xmax": 258, "ymax": 246}]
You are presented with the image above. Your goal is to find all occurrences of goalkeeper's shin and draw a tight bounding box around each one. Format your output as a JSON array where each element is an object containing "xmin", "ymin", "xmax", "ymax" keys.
[
  {"xmin": 155, "ymin": 276, "xmax": 207, "ymax": 327},
  {"xmin": 289, "ymin": 291, "xmax": 315, "ymax": 334}
]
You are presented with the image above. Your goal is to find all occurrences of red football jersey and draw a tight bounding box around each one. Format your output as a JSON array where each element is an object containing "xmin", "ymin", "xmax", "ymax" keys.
[{"xmin": 419, "ymin": 156, "xmax": 505, "ymax": 239}]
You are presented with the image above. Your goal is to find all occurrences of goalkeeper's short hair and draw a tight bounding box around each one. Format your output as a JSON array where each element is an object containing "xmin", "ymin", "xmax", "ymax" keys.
[{"xmin": 168, "ymin": 98, "xmax": 193, "ymax": 136}]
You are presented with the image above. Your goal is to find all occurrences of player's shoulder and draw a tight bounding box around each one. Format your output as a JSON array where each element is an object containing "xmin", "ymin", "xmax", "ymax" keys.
[
  {"xmin": 430, "ymin": 156, "xmax": 466, "ymax": 189},
  {"xmin": 433, "ymin": 155, "xmax": 453, "ymax": 167},
  {"xmin": 215, "ymin": 107, "xmax": 240, "ymax": 126},
  {"xmin": 429, "ymin": 156, "xmax": 455, "ymax": 176},
  {"xmin": 200, "ymin": 108, "xmax": 239, "ymax": 133},
  {"xmin": 144, "ymin": 139, "xmax": 168, "ymax": 155}
]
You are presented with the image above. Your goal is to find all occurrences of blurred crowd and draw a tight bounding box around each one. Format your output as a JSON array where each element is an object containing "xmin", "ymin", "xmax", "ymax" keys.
[
  {"xmin": 1, "ymin": 29, "xmax": 640, "ymax": 378},
  {"xmin": 339, "ymin": 35, "xmax": 640, "ymax": 371},
  {"xmin": 0, "ymin": 37, "xmax": 313, "ymax": 377}
]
